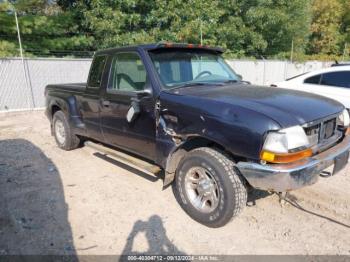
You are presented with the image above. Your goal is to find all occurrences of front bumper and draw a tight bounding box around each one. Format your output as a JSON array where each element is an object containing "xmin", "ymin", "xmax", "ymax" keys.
[{"xmin": 237, "ymin": 136, "xmax": 350, "ymax": 192}]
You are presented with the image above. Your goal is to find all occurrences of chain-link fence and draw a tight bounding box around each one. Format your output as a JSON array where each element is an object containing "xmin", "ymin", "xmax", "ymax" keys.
[
  {"xmin": 0, "ymin": 57, "xmax": 334, "ymax": 112},
  {"xmin": 0, "ymin": 58, "xmax": 91, "ymax": 111},
  {"xmin": 227, "ymin": 60, "xmax": 334, "ymax": 86}
]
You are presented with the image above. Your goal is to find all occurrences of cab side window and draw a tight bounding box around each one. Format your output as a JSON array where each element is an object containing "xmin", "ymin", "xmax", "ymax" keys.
[
  {"xmin": 87, "ymin": 55, "xmax": 107, "ymax": 88},
  {"xmin": 108, "ymin": 52, "xmax": 147, "ymax": 92},
  {"xmin": 304, "ymin": 74, "xmax": 321, "ymax": 85}
]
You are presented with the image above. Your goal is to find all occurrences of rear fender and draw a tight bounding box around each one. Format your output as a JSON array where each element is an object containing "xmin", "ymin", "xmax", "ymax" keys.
[{"xmin": 48, "ymin": 96, "xmax": 86, "ymax": 136}]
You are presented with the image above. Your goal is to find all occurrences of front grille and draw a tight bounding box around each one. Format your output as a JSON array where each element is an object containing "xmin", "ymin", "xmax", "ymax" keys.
[
  {"xmin": 303, "ymin": 117, "xmax": 339, "ymax": 149},
  {"xmin": 304, "ymin": 124, "xmax": 320, "ymax": 147},
  {"xmin": 323, "ymin": 118, "xmax": 336, "ymax": 140}
]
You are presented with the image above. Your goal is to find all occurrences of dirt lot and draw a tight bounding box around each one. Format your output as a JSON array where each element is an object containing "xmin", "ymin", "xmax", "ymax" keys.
[{"xmin": 0, "ymin": 111, "xmax": 350, "ymax": 256}]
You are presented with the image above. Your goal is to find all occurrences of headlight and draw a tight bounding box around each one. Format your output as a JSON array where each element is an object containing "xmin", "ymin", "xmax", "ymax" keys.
[
  {"xmin": 261, "ymin": 126, "xmax": 312, "ymax": 164},
  {"xmin": 338, "ymin": 109, "xmax": 350, "ymax": 128}
]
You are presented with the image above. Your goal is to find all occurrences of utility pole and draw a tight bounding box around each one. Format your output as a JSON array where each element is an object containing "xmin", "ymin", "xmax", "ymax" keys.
[
  {"xmin": 14, "ymin": 10, "xmax": 24, "ymax": 61},
  {"xmin": 13, "ymin": 7, "xmax": 35, "ymax": 109},
  {"xmin": 200, "ymin": 18, "xmax": 203, "ymax": 45}
]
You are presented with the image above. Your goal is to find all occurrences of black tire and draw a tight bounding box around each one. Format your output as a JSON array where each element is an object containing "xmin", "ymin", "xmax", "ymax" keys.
[
  {"xmin": 52, "ymin": 111, "xmax": 80, "ymax": 151},
  {"xmin": 173, "ymin": 147, "xmax": 247, "ymax": 227}
]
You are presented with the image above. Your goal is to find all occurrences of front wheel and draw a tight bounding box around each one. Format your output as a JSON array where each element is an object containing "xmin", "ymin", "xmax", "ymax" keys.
[{"xmin": 173, "ymin": 147, "xmax": 247, "ymax": 227}]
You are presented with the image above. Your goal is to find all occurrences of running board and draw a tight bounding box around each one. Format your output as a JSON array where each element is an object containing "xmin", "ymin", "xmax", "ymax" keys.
[{"xmin": 84, "ymin": 141, "xmax": 161, "ymax": 176}]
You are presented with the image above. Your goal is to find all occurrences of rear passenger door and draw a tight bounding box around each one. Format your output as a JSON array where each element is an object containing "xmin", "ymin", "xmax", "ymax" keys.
[
  {"xmin": 80, "ymin": 55, "xmax": 107, "ymax": 140},
  {"xmin": 100, "ymin": 52, "xmax": 156, "ymax": 159}
]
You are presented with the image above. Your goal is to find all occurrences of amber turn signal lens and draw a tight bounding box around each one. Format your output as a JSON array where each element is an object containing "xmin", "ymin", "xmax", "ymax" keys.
[
  {"xmin": 260, "ymin": 148, "xmax": 312, "ymax": 164},
  {"xmin": 345, "ymin": 127, "xmax": 350, "ymax": 135}
]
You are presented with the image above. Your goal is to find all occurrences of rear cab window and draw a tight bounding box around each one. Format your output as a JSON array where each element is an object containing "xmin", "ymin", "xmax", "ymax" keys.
[{"xmin": 87, "ymin": 55, "xmax": 108, "ymax": 88}]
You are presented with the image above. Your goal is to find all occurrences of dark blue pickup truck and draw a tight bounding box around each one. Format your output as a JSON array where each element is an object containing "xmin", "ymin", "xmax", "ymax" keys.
[{"xmin": 45, "ymin": 43, "xmax": 350, "ymax": 227}]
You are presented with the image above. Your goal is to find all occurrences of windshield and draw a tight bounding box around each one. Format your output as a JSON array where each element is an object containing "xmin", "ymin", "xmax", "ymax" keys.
[{"xmin": 149, "ymin": 50, "xmax": 239, "ymax": 89}]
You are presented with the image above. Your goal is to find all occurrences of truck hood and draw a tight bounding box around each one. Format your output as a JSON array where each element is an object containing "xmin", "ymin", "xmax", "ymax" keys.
[{"xmin": 168, "ymin": 84, "xmax": 344, "ymax": 127}]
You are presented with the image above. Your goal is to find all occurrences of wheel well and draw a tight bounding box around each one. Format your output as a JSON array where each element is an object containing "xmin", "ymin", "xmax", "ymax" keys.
[
  {"xmin": 180, "ymin": 137, "xmax": 225, "ymax": 152},
  {"xmin": 165, "ymin": 136, "xmax": 244, "ymax": 177},
  {"xmin": 51, "ymin": 105, "xmax": 61, "ymax": 117}
]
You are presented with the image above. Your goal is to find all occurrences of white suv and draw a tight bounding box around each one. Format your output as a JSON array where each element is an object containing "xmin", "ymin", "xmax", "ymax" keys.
[{"xmin": 273, "ymin": 65, "xmax": 350, "ymax": 109}]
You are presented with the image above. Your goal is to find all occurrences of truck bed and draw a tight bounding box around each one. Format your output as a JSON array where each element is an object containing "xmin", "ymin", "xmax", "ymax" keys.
[{"xmin": 46, "ymin": 83, "xmax": 86, "ymax": 94}]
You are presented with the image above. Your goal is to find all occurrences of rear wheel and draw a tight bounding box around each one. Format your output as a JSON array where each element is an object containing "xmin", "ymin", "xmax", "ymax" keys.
[
  {"xmin": 173, "ymin": 147, "xmax": 247, "ymax": 227},
  {"xmin": 53, "ymin": 111, "xmax": 80, "ymax": 150}
]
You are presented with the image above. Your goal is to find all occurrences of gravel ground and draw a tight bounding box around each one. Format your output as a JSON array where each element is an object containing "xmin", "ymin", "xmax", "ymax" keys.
[{"xmin": 0, "ymin": 111, "xmax": 349, "ymax": 256}]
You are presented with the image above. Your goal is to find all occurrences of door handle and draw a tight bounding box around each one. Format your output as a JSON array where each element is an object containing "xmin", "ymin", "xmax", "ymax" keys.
[{"xmin": 102, "ymin": 100, "xmax": 110, "ymax": 107}]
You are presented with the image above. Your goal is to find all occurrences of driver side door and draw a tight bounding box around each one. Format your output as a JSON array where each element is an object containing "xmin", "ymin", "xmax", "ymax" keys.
[{"xmin": 100, "ymin": 51, "xmax": 156, "ymax": 160}]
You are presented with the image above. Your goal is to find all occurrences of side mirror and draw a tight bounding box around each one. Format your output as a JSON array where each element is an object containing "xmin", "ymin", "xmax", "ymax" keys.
[
  {"xmin": 126, "ymin": 89, "xmax": 152, "ymax": 123},
  {"xmin": 126, "ymin": 100, "xmax": 140, "ymax": 123},
  {"xmin": 236, "ymin": 74, "xmax": 243, "ymax": 81},
  {"xmin": 135, "ymin": 89, "xmax": 152, "ymax": 99}
]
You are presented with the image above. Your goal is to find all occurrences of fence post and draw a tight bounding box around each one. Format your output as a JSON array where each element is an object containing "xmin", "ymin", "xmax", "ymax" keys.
[
  {"xmin": 290, "ymin": 39, "xmax": 294, "ymax": 62},
  {"xmin": 284, "ymin": 60, "xmax": 287, "ymax": 80},
  {"xmin": 343, "ymin": 43, "xmax": 348, "ymax": 62},
  {"xmin": 261, "ymin": 56, "xmax": 266, "ymax": 85}
]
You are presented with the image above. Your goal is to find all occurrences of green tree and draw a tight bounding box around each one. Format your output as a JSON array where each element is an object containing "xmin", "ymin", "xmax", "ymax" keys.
[
  {"xmin": 0, "ymin": 0, "xmax": 94, "ymax": 57},
  {"xmin": 309, "ymin": 0, "xmax": 343, "ymax": 55},
  {"xmin": 339, "ymin": 0, "xmax": 350, "ymax": 58},
  {"xmin": 64, "ymin": 0, "xmax": 311, "ymax": 57},
  {"xmin": 0, "ymin": 0, "xmax": 346, "ymax": 59},
  {"xmin": 228, "ymin": 0, "xmax": 311, "ymax": 56}
]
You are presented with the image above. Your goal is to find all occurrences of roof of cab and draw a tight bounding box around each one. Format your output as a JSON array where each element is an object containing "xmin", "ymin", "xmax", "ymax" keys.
[{"xmin": 94, "ymin": 43, "xmax": 224, "ymax": 56}]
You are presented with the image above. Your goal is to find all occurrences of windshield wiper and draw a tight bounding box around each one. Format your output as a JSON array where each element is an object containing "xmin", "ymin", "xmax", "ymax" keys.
[
  {"xmin": 169, "ymin": 82, "xmax": 210, "ymax": 90},
  {"xmin": 221, "ymin": 79, "xmax": 239, "ymax": 84}
]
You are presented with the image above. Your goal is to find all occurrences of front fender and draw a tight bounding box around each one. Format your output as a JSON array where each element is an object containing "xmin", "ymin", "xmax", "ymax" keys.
[{"xmin": 156, "ymin": 94, "xmax": 281, "ymax": 186}]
